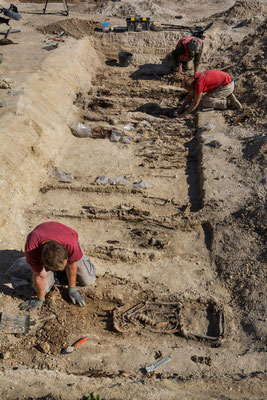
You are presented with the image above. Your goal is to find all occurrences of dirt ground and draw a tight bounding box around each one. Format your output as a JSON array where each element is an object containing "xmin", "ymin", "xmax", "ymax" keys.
[{"xmin": 0, "ymin": 1, "xmax": 266, "ymax": 399}]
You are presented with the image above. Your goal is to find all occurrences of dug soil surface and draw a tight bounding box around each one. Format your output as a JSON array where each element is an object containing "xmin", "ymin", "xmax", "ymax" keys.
[{"xmin": 0, "ymin": 1, "xmax": 266, "ymax": 399}]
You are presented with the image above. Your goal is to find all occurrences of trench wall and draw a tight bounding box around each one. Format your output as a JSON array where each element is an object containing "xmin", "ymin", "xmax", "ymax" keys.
[{"xmin": 0, "ymin": 37, "xmax": 103, "ymax": 245}]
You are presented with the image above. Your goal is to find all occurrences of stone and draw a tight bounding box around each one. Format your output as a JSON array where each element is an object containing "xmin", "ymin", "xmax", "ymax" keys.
[
  {"xmin": 0, "ymin": 78, "xmax": 16, "ymax": 89},
  {"xmin": 38, "ymin": 342, "xmax": 50, "ymax": 353},
  {"xmin": 0, "ymin": 351, "xmax": 10, "ymax": 359}
]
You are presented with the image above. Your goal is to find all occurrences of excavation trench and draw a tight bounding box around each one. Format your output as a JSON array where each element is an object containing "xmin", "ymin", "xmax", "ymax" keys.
[
  {"xmin": 22, "ymin": 34, "xmax": 214, "ymax": 293},
  {"xmin": 1, "ymin": 14, "xmax": 266, "ymax": 398},
  {"xmin": 0, "ymin": 1, "xmax": 266, "ymax": 399},
  {"xmin": 0, "ymin": 31, "xmax": 222, "ymax": 377}
]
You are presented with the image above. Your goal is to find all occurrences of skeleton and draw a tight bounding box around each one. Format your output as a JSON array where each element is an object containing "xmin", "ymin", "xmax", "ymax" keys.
[{"xmin": 113, "ymin": 299, "xmax": 225, "ymax": 343}]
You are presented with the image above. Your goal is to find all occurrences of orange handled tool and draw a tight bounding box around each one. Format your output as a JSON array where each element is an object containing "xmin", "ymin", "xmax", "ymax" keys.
[{"xmin": 63, "ymin": 337, "xmax": 88, "ymax": 354}]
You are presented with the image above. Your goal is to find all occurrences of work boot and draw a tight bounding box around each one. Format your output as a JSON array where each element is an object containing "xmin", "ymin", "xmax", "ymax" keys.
[{"xmin": 228, "ymin": 93, "xmax": 243, "ymax": 110}]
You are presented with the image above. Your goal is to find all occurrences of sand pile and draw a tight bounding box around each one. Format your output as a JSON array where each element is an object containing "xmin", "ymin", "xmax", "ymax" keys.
[
  {"xmin": 213, "ymin": 0, "xmax": 266, "ymax": 25},
  {"xmin": 94, "ymin": 0, "xmax": 165, "ymax": 17},
  {"xmin": 72, "ymin": 0, "xmax": 186, "ymax": 19},
  {"xmin": 38, "ymin": 18, "xmax": 99, "ymax": 39},
  {"xmin": 228, "ymin": 21, "xmax": 267, "ymax": 116}
]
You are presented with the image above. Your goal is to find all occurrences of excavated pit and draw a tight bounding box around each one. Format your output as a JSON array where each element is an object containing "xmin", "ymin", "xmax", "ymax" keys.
[{"xmin": 0, "ymin": 3, "xmax": 266, "ymax": 399}]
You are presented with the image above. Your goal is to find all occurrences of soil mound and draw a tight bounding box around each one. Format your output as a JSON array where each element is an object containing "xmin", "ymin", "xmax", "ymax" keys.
[
  {"xmin": 213, "ymin": 0, "xmax": 266, "ymax": 23},
  {"xmin": 228, "ymin": 21, "xmax": 267, "ymax": 117},
  {"xmin": 94, "ymin": 0, "xmax": 164, "ymax": 17},
  {"xmin": 225, "ymin": 0, "xmax": 265, "ymax": 19},
  {"xmin": 39, "ymin": 18, "xmax": 99, "ymax": 39},
  {"xmin": 73, "ymin": 0, "xmax": 183, "ymax": 18}
]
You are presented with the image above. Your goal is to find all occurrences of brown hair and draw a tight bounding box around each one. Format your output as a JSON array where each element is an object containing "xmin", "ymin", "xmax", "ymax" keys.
[
  {"xmin": 182, "ymin": 76, "xmax": 194, "ymax": 91},
  {"xmin": 42, "ymin": 241, "xmax": 68, "ymax": 271}
]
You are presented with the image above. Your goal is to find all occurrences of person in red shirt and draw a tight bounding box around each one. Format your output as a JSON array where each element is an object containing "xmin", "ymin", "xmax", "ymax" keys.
[
  {"xmin": 18, "ymin": 222, "xmax": 96, "ymax": 311},
  {"xmin": 171, "ymin": 36, "xmax": 203, "ymax": 76},
  {"xmin": 174, "ymin": 70, "xmax": 242, "ymax": 116}
]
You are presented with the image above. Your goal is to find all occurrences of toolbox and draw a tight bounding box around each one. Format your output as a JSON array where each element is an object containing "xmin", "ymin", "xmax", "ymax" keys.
[{"xmin": 126, "ymin": 17, "xmax": 151, "ymax": 31}]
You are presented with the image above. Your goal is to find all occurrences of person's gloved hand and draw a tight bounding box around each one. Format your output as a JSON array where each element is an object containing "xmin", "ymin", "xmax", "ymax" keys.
[
  {"xmin": 19, "ymin": 299, "xmax": 44, "ymax": 311},
  {"xmin": 68, "ymin": 287, "xmax": 85, "ymax": 307}
]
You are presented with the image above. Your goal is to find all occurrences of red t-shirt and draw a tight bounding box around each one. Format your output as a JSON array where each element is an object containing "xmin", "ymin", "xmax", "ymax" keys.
[
  {"xmin": 177, "ymin": 36, "xmax": 203, "ymax": 62},
  {"xmin": 194, "ymin": 70, "xmax": 231, "ymax": 94},
  {"xmin": 25, "ymin": 222, "xmax": 83, "ymax": 272}
]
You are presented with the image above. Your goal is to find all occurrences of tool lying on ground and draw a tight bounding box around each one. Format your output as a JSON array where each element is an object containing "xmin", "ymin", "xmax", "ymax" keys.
[
  {"xmin": 160, "ymin": 23, "xmax": 192, "ymax": 31},
  {"xmin": 160, "ymin": 21, "xmax": 214, "ymax": 38},
  {"xmin": 0, "ymin": 312, "xmax": 56, "ymax": 334},
  {"xmin": 0, "ymin": 28, "xmax": 17, "ymax": 45},
  {"xmin": 188, "ymin": 22, "xmax": 214, "ymax": 39},
  {"xmin": 0, "ymin": 28, "xmax": 20, "ymax": 35},
  {"xmin": 62, "ymin": 337, "xmax": 88, "ymax": 354},
  {"xmin": 44, "ymin": 31, "xmax": 65, "ymax": 47},
  {"xmin": 145, "ymin": 356, "xmax": 171, "ymax": 373}
]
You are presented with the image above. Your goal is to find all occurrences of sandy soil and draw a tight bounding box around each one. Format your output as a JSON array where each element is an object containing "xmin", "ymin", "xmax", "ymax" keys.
[{"xmin": 0, "ymin": 1, "xmax": 266, "ymax": 399}]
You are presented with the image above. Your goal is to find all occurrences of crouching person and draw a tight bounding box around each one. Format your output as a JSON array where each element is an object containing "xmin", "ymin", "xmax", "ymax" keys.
[
  {"xmin": 171, "ymin": 36, "xmax": 203, "ymax": 76},
  {"xmin": 18, "ymin": 221, "xmax": 96, "ymax": 311},
  {"xmin": 174, "ymin": 70, "xmax": 242, "ymax": 116}
]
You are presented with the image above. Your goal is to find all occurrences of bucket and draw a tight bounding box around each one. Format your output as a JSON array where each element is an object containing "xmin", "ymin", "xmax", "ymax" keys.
[
  {"xmin": 101, "ymin": 22, "xmax": 110, "ymax": 32},
  {"xmin": 118, "ymin": 51, "xmax": 133, "ymax": 67}
]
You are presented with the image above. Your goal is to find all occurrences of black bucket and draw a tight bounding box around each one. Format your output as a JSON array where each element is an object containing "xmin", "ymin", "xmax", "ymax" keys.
[{"xmin": 118, "ymin": 51, "xmax": 133, "ymax": 67}]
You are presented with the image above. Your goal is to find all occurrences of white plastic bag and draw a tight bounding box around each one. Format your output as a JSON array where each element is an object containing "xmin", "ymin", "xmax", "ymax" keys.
[
  {"xmin": 49, "ymin": 167, "xmax": 74, "ymax": 183},
  {"xmin": 122, "ymin": 136, "xmax": 131, "ymax": 144},
  {"xmin": 133, "ymin": 179, "xmax": 152, "ymax": 189},
  {"xmin": 110, "ymin": 130, "xmax": 121, "ymax": 142},
  {"xmin": 203, "ymin": 123, "xmax": 215, "ymax": 131},
  {"xmin": 123, "ymin": 123, "xmax": 134, "ymax": 131},
  {"xmin": 70, "ymin": 122, "xmax": 92, "ymax": 138}
]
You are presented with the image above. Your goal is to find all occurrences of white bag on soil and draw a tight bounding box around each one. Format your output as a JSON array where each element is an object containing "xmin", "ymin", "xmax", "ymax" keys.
[
  {"xmin": 110, "ymin": 130, "xmax": 121, "ymax": 142},
  {"xmin": 70, "ymin": 122, "xmax": 92, "ymax": 138},
  {"xmin": 49, "ymin": 167, "xmax": 74, "ymax": 183}
]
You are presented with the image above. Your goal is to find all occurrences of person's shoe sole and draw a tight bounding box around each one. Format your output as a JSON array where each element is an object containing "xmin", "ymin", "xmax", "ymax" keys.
[{"xmin": 228, "ymin": 94, "xmax": 243, "ymax": 110}]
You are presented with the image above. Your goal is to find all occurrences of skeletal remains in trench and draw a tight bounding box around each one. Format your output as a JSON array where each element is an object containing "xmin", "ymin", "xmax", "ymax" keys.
[{"xmin": 113, "ymin": 298, "xmax": 225, "ymax": 343}]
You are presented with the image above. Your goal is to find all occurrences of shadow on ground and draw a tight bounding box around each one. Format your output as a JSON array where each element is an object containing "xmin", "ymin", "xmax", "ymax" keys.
[
  {"xmin": 0, "ymin": 249, "xmax": 33, "ymax": 300},
  {"xmin": 131, "ymin": 102, "xmax": 175, "ymax": 118},
  {"xmin": 130, "ymin": 60, "xmax": 173, "ymax": 81}
]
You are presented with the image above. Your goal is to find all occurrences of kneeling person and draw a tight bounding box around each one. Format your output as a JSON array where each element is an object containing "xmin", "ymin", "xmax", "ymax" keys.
[
  {"xmin": 174, "ymin": 70, "xmax": 242, "ymax": 116},
  {"xmin": 20, "ymin": 221, "xmax": 96, "ymax": 311}
]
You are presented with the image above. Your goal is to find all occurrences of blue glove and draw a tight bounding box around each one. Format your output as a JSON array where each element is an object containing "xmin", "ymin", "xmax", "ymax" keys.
[
  {"xmin": 68, "ymin": 287, "xmax": 85, "ymax": 307},
  {"xmin": 19, "ymin": 299, "xmax": 44, "ymax": 311}
]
